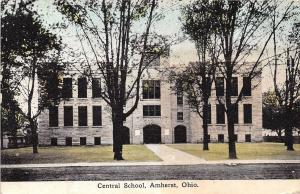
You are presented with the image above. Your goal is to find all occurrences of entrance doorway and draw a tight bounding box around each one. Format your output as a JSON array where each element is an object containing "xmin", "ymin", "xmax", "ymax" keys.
[
  {"xmin": 174, "ymin": 125, "xmax": 187, "ymax": 143},
  {"xmin": 143, "ymin": 125, "xmax": 161, "ymax": 144}
]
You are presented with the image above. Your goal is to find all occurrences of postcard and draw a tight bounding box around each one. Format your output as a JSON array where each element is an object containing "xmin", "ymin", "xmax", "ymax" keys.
[{"xmin": 1, "ymin": 0, "xmax": 300, "ymax": 194}]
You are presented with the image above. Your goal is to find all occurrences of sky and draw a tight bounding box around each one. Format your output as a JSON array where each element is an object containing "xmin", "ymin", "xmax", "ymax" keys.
[
  {"xmin": 8, "ymin": 0, "xmax": 298, "ymax": 115},
  {"xmin": 31, "ymin": 0, "xmax": 300, "ymax": 93}
]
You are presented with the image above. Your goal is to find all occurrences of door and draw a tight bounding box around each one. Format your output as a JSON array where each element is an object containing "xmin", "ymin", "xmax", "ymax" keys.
[
  {"xmin": 143, "ymin": 125, "xmax": 161, "ymax": 144},
  {"xmin": 174, "ymin": 125, "xmax": 187, "ymax": 143}
]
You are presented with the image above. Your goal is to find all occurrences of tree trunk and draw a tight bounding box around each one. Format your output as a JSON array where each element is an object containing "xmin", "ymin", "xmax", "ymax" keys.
[
  {"xmin": 284, "ymin": 108, "xmax": 294, "ymax": 150},
  {"xmin": 12, "ymin": 114, "xmax": 18, "ymax": 148},
  {"xmin": 226, "ymin": 74, "xmax": 237, "ymax": 159},
  {"xmin": 202, "ymin": 101, "xmax": 209, "ymax": 151},
  {"xmin": 203, "ymin": 124, "xmax": 209, "ymax": 151},
  {"xmin": 30, "ymin": 120, "xmax": 38, "ymax": 154},
  {"xmin": 285, "ymin": 126, "xmax": 294, "ymax": 151},
  {"xmin": 276, "ymin": 129, "xmax": 283, "ymax": 142},
  {"xmin": 227, "ymin": 105, "xmax": 237, "ymax": 159},
  {"xmin": 112, "ymin": 110, "xmax": 124, "ymax": 160},
  {"xmin": 1, "ymin": 129, "xmax": 3, "ymax": 149}
]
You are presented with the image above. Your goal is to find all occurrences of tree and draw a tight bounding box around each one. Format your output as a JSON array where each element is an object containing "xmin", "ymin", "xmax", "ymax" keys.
[
  {"xmin": 1, "ymin": 58, "xmax": 22, "ymax": 148},
  {"xmin": 1, "ymin": 0, "xmax": 26, "ymax": 149},
  {"xmin": 0, "ymin": 98, "xmax": 24, "ymax": 148},
  {"xmin": 214, "ymin": 0, "xmax": 297, "ymax": 158},
  {"xmin": 183, "ymin": 0, "xmax": 295, "ymax": 159},
  {"xmin": 172, "ymin": 0, "xmax": 220, "ymax": 150},
  {"xmin": 263, "ymin": 90, "xmax": 300, "ymax": 141},
  {"xmin": 1, "ymin": 2, "xmax": 65, "ymax": 153},
  {"xmin": 55, "ymin": 0, "xmax": 169, "ymax": 160},
  {"xmin": 271, "ymin": 20, "xmax": 300, "ymax": 150},
  {"xmin": 170, "ymin": 62, "xmax": 216, "ymax": 150},
  {"xmin": 263, "ymin": 91, "xmax": 285, "ymax": 139}
]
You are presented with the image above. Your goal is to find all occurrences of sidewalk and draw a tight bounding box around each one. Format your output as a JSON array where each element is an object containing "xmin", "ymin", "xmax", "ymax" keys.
[
  {"xmin": 145, "ymin": 144, "xmax": 205, "ymax": 164},
  {"xmin": 1, "ymin": 144, "xmax": 300, "ymax": 168}
]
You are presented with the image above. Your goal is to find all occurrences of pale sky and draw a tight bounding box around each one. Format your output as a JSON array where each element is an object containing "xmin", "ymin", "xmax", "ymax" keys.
[
  {"xmin": 32, "ymin": 0, "xmax": 300, "ymax": 93},
  {"xmin": 12, "ymin": 0, "xmax": 298, "ymax": 115}
]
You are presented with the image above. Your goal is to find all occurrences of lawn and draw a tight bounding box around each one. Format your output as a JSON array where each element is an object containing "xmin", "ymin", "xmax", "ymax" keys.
[
  {"xmin": 168, "ymin": 143, "xmax": 300, "ymax": 160},
  {"xmin": 1, "ymin": 145, "xmax": 161, "ymax": 164}
]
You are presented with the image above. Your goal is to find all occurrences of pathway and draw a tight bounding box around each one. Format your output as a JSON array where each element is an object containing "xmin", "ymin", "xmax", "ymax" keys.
[{"xmin": 145, "ymin": 144, "xmax": 205, "ymax": 164}]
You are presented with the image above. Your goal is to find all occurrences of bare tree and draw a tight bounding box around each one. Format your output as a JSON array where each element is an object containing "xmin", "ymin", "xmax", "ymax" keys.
[
  {"xmin": 186, "ymin": 0, "xmax": 296, "ymax": 159},
  {"xmin": 170, "ymin": 61, "xmax": 216, "ymax": 150},
  {"xmin": 271, "ymin": 20, "xmax": 300, "ymax": 150},
  {"xmin": 170, "ymin": 0, "xmax": 220, "ymax": 151},
  {"xmin": 55, "ymin": 0, "xmax": 169, "ymax": 160}
]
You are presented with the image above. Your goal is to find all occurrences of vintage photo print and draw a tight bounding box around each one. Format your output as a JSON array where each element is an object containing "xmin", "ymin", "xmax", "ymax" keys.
[{"xmin": 1, "ymin": 0, "xmax": 300, "ymax": 193}]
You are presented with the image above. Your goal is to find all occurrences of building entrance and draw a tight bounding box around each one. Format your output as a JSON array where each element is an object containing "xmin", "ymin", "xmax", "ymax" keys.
[
  {"xmin": 143, "ymin": 125, "xmax": 161, "ymax": 144},
  {"xmin": 174, "ymin": 125, "xmax": 187, "ymax": 143}
]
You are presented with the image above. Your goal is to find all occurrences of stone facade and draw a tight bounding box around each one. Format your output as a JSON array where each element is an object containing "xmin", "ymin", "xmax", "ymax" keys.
[{"xmin": 38, "ymin": 57, "xmax": 263, "ymax": 146}]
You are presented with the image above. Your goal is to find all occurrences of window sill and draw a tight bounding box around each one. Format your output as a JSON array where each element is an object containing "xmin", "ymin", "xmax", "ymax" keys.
[
  {"xmin": 141, "ymin": 98, "xmax": 161, "ymax": 101},
  {"xmin": 210, "ymin": 124, "xmax": 253, "ymax": 126},
  {"xmin": 143, "ymin": 116, "xmax": 161, "ymax": 118},
  {"xmin": 92, "ymin": 126, "xmax": 103, "ymax": 128},
  {"xmin": 215, "ymin": 124, "xmax": 226, "ymax": 126},
  {"xmin": 177, "ymin": 120, "xmax": 184, "ymax": 122}
]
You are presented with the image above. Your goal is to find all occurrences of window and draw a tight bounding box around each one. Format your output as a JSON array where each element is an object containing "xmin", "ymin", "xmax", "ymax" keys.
[
  {"xmin": 233, "ymin": 104, "xmax": 239, "ymax": 124},
  {"xmin": 216, "ymin": 77, "xmax": 224, "ymax": 96},
  {"xmin": 205, "ymin": 77, "xmax": 211, "ymax": 97},
  {"xmin": 142, "ymin": 80, "xmax": 160, "ymax": 99},
  {"xmin": 218, "ymin": 134, "xmax": 224, "ymax": 143},
  {"xmin": 94, "ymin": 137, "xmax": 101, "ymax": 145},
  {"xmin": 66, "ymin": 137, "xmax": 72, "ymax": 146},
  {"xmin": 216, "ymin": 104, "xmax": 225, "ymax": 124},
  {"xmin": 80, "ymin": 137, "xmax": 86, "ymax": 145},
  {"xmin": 244, "ymin": 104, "xmax": 252, "ymax": 124},
  {"xmin": 64, "ymin": 106, "xmax": 73, "ymax": 126},
  {"xmin": 204, "ymin": 104, "xmax": 211, "ymax": 124},
  {"xmin": 49, "ymin": 106, "xmax": 58, "ymax": 127},
  {"xmin": 177, "ymin": 91, "xmax": 183, "ymax": 105},
  {"xmin": 243, "ymin": 77, "xmax": 251, "ymax": 96},
  {"xmin": 177, "ymin": 112, "xmax": 183, "ymax": 121},
  {"xmin": 78, "ymin": 106, "xmax": 87, "ymax": 126},
  {"xmin": 92, "ymin": 78, "xmax": 101, "ymax": 98},
  {"xmin": 143, "ymin": 105, "xmax": 161, "ymax": 116},
  {"xmin": 230, "ymin": 77, "xmax": 238, "ymax": 96},
  {"xmin": 62, "ymin": 78, "xmax": 72, "ymax": 98},
  {"xmin": 51, "ymin": 138, "xmax": 57, "ymax": 146},
  {"xmin": 78, "ymin": 77, "xmax": 87, "ymax": 98},
  {"xmin": 46, "ymin": 74, "xmax": 59, "ymax": 100},
  {"xmin": 93, "ymin": 106, "xmax": 102, "ymax": 126},
  {"xmin": 245, "ymin": 134, "xmax": 251, "ymax": 142}
]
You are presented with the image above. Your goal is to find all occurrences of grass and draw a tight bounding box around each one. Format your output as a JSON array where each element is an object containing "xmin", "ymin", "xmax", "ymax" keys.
[
  {"xmin": 168, "ymin": 143, "xmax": 300, "ymax": 161},
  {"xmin": 1, "ymin": 145, "xmax": 161, "ymax": 164}
]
